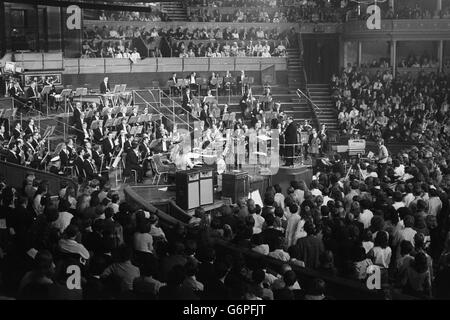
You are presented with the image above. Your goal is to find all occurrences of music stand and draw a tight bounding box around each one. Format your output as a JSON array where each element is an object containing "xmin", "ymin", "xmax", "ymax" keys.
[
  {"xmin": 90, "ymin": 120, "xmax": 102, "ymax": 130},
  {"xmin": 105, "ymin": 118, "xmax": 115, "ymax": 128},
  {"xmin": 60, "ymin": 89, "xmax": 72, "ymax": 114},
  {"xmin": 41, "ymin": 85, "xmax": 52, "ymax": 116},
  {"xmin": 128, "ymin": 116, "xmax": 138, "ymax": 126},
  {"xmin": 113, "ymin": 85, "xmax": 121, "ymax": 93}
]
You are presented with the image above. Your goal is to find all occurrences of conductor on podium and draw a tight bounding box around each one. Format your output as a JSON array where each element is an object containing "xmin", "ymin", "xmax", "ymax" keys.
[{"xmin": 100, "ymin": 76, "xmax": 110, "ymax": 94}]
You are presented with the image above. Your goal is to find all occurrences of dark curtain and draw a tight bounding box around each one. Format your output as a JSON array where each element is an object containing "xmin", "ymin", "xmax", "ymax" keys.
[{"xmin": 303, "ymin": 34, "xmax": 339, "ymax": 84}]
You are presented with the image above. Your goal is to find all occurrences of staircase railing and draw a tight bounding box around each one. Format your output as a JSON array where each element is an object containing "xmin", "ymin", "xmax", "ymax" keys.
[
  {"xmin": 296, "ymin": 88, "xmax": 321, "ymax": 114},
  {"xmin": 132, "ymin": 89, "xmax": 198, "ymax": 132}
]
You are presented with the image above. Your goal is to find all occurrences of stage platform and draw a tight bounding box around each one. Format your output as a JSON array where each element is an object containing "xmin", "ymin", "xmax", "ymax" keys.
[{"xmin": 115, "ymin": 164, "xmax": 313, "ymax": 223}]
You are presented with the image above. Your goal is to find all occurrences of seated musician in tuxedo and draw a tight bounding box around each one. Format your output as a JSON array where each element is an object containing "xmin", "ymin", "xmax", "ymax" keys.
[
  {"xmin": 6, "ymin": 143, "xmax": 20, "ymax": 165},
  {"xmin": 92, "ymin": 144, "xmax": 102, "ymax": 170},
  {"xmin": 12, "ymin": 122, "xmax": 23, "ymax": 140},
  {"xmin": 83, "ymin": 152, "xmax": 102, "ymax": 181},
  {"xmin": 0, "ymin": 124, "xmax": 8, "ymax": 143},
  {"xmin": 26, "ymin": 81, "xmax": 41, "ymax": 110},
  {"xmin": 124, "ymin": 142, "xmax": 144, "ymax": 183},
  {"xmin": 100, "ymin": 76, "xmax": 110, "ymax": 94},
  {"xmin": 23, "ymin": 134, "xmax": 39, "ymax": 168},
  {"xmin": 92, "ymin": 119, "xmax": 105, "ymax": 144},
  {"xmin": 74, "ymin": 147, "xmax": 86, "ymax": 180},
  {"xmin": 24, "ymin": 119, "xmax": 36, "ymax": 135},
  {"xmin": 102, "ymin": 131, "xmax": 115, "ymax": 167},
  {"xmin": 123, "ymin": 134, "xmax": 134, "ymax": 154},
  {"xmin": 139, "ymin": 134, "xmax": 153, "ymax": 178}
]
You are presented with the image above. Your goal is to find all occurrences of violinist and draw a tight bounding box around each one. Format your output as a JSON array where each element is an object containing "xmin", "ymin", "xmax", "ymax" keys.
[
  {"xmin": 117, "ymin": 117, "xmax": 129, "ymax": 135},
  {"xmin": 102, "ymin": 131, "xmax": 115, "ymax": 166},
  {"xmin": 31, "ymin": 132, "xmax": 41, "ymax": 149},
  {"xmin": 23, "ymin": 134, "xmax": 39, "ymax": 168},
  {"xmin": 123, "ymin": 134, "xmax": 134, "ymax": 154},
  {"xmin": 24, "ymin": 119, "xmax": 36, "ymax": 135},
  {"xmin": 12, "ymin": 122, "xmax": 23, "ymax": 140}
]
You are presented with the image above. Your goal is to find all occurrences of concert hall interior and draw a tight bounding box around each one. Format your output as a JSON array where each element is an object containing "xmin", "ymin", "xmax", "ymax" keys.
[{"xmin": 0, "ymin": 0, "xmax": 450, "ymax": 302}]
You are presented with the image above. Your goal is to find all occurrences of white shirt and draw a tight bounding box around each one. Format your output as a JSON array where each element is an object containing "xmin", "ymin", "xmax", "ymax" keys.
[
  {"xmin": 133, "ymin": 232, "xmax": 153, "ymax": 253},
  {"xmin": 393, "ymin": 201, "xmax": 405, "ymax": 210},
  {"xmin": 52, "ymin": 211, "xmax": 74, "ymax": 233},
  {"xmin": 252, "ymin": 214, "xmax": 265, "ymax": 234},
  {"xmin": 268, "ymin": 249, "xmax": 290, "ymax": 262},
  {"xmin": 398, "ymin": 227, "xmax": 417, "ymax": 246},
  {"xmin": 274, "ymin": 193, "xmax": 285, "ymax": 209},
  {"xmin": 285, "ymin": 214, "xmax": 301, "ymax": 247},
  {"xmin": 371, "ymin": 246, "xmax": 391, "ymax": 268},
  {"xmin": 358, "ymin": 209, "xmax": 374, "ymax": 229},
  {"xmin": 310, "ymin": 188, "xmax": 322, "ymax": 197},
  {"xmin": 428, "ymin": 196, "xmax": 442, "ymax": 216}
]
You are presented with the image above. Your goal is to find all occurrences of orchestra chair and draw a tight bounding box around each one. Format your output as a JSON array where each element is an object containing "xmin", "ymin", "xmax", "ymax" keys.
[
  {"xmin": 121, "ymin": 153, "xmax": 138, "ymax": 184},
  {"xmin": 151, "ymin": 154, "xmax": 171, "ymax": 185},
  {"xmin": 123, "ymin": 169, "xmax": 138, "ymax": 184}
]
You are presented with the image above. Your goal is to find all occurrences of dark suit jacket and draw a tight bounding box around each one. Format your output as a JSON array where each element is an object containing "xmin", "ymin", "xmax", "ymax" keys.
[
  {"xmin": 102, "ymin": 139, "xmax": 114, "ymax": 157},
  {"xmin": 12, "ymin": 129, "xmax": 21, "ymax": 140},
  {"xmin": 100, "ymin": 81, "xmax": 110, "ymax": 94},
  {"xmin": 83, "ymin": 160, "xmax": 97, "ymax": 180},
  {"xmin": 124, "ymin": 141, "xmax": 133, "ymax": 154},
  {"xmin": 74, "ymin": 156, "xmax": 85, "ymax": 177},
  {"xmin": 6, "ymin": 150, "xmax": 20, "ymax": 164},
  {"xmin": 284, "ymin": 122, "xmax": 298, "ymax": 144},
  {"xmin": 125, "ymin": 150, "xmax": 139, "ymax": 168},
  {"xmin": 59, "ymin": 150, "xmax": 70, "ymax": 167}
]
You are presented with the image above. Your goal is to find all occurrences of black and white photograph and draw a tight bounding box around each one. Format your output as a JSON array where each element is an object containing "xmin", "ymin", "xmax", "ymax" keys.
[{"xmin": 0, "ymin": 0, "xmax": 450, "ymax": 309}]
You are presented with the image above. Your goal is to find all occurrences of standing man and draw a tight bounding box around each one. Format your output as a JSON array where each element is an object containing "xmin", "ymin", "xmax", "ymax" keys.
[
  {"xmin": 100, "ymin": 76, "xmax": 110, "ymax": 94},
  {"xmin": 377, "ymin": 138, "xmax": 389, "ymax": 178},
  {"xmin": 284, "ymin": 116, "xmax": 298, "ymax": 166}
]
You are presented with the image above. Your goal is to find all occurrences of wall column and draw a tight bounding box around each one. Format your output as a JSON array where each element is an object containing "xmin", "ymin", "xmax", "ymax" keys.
[
  {"xmin": 390, "ymin": 40, "xmax": 397, "ymax": 77},
  {"xmin": 438, "ymin": 40, "xmax": 444, "ymax": 72},
  {"xmin": 357, "ymin": 41, "xmax": 362, "ymax": 67}
]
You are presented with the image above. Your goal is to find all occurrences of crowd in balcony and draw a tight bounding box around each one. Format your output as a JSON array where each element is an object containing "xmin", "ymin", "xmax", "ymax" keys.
[
  {"xmin": 81, "ymin": 24, "xmax": 298, "ymax": 58},
  {"xmin": 95, "ymin": 9, "xmax": 169, "ymax": 22},
  {"xmin": 186, "ymin": 0, "xmax": 346, "ymax": 23},
  {"xmin": 331, "ymin": 63, "xmax": 450, "ymax": 148}
]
